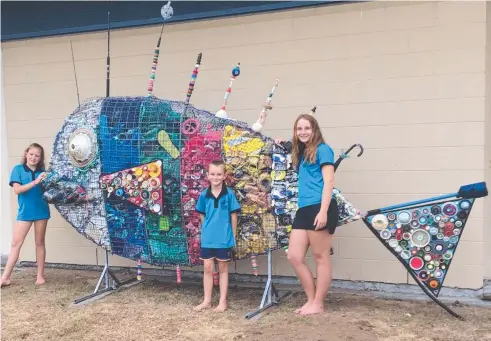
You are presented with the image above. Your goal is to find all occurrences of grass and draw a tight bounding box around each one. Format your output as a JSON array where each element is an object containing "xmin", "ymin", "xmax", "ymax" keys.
[{"xmin": 1, "ymin": 267, "xmax": 491, "ymax": 341}]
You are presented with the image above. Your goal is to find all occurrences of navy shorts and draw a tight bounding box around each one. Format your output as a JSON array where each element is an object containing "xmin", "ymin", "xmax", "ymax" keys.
[
  {"xmin": 200, "ymin": 247, "xmax": 233, "ymax": 262},
  {"xmin": 292, "ymin": 198, "xmax": 339, "ymax": 234}
]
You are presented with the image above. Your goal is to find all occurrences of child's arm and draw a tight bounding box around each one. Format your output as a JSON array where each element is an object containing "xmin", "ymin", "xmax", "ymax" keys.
[
  {"xmin": 195, "ymin": 192, "xmax": 206, "ymax": 221},
  {"xmin": 230, "ymin": 212, "xmax": 238, "ymax": 240},
  {"xmin": 11, "ymin": 181, "xmax": 38, "ymax": 195},
  {"xmin": 9, "ymin": 167, "xmax": 45, "ymax": 195},
  {"xmin": 314, "ymin": 144, "xmax": 335, "ymax": 230},
  {"xmin": 228, "ymin": 191, "xmax": 241, "ymax": 240}
]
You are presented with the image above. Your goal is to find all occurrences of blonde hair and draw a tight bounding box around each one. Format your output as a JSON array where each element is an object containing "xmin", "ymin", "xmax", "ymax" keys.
[
  {"xmin": 21, "ymin": 143, "xmax": 45, "ymax": 170},
  {"xmin": 291, "ymin": 114, "xmax": 325, "ymax": 169},
  {"xmin": 208, "ymin": 159, "xmax": 226, "ymax": 172}
]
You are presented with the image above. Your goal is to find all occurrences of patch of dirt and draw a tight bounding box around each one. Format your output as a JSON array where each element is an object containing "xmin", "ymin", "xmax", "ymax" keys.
[{"xmin": 2, "ymin": 268, "xmax": 491, "ymax": 341}]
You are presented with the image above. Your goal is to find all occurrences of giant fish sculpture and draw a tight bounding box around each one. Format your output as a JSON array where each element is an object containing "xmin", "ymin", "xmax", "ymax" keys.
[
  {"xmin": 40, "ymin": 76, "xmax": 363, "ymax": 267},
  {"xmin": 40, "ymin": 2, "xmax": 488, "ymax": 319}
]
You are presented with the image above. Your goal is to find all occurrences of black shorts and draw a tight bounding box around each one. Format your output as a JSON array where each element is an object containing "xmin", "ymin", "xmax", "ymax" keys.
[
  {"xmin": 200, "ymin": 247, "xmax": 233, "ymax": 262},
  {"xmin": 292, "ymin": 198, "xmax": 339, "ymax": 234}
]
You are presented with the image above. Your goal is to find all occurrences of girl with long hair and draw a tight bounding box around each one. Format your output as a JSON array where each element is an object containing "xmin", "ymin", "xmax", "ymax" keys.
[
  {"xmin": 1, "ymin": 143, "xmax": 50, "ymax": 287},
  {"xmin": 276, "ymin": 113, "xmax": 338, "ymax": 315}
]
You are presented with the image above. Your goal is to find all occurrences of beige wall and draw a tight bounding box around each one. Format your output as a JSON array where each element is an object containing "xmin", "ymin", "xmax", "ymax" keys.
[{"xmin": 2, "ymin": 1, "xmax": 489, "ymax": 289}]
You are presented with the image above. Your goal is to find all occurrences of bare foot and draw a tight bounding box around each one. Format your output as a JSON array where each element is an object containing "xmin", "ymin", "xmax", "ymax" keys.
[
  {"xmin": 35, "ymin": 278, "xmax": 46, "ymax": 285},
  {"xmin": 299, "ymin": 303, "xmax": 324, "ymax": 316},
  {"xmin": 193, "ymin": 301, "xmax": 212, "ymax": 311},
  {"xmin": 294, "ymin": 301, "xmax": 311, "ymax": 314},
  {"xmin": 1, "ymin": 278, "xmax": 11, "ymax": 288},
  {"xmin": 213, "ymin": 302, "xmax": 227, "ymax": 312}
]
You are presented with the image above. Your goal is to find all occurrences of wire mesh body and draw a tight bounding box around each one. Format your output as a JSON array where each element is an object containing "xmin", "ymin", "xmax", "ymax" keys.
[
  {"xmin": 222, "ymin": 124, "xmax": 277, "ymax": 259},
  {"xmin": 43, "ymin": 95, "xmax": 366, "ymax": 267},
  {"xmin": 45, "ymin": 98, "xmax": 110, "ymax": 249},
  {"xmin": 180, "ymin": 104, "xmax": 225, "ymax": 265},
  {"xmin": 270, "ymin": 143, "xmax": 298, "ymax": 250}
]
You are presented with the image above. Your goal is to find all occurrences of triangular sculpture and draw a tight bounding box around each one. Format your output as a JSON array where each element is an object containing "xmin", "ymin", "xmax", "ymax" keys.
[{"xmin": 365, "ymin": 198, "xmax": 474, "ymax": 297}]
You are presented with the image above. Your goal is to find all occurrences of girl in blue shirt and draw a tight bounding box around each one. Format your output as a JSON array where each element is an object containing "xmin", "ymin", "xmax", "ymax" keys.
[
  {"xmin": 276, "ymin": 113, "xmax": 338, "ymax": 316},
  {"xmin": 1, "ymin": 143, "xmax": 50, "ymax": 287}
]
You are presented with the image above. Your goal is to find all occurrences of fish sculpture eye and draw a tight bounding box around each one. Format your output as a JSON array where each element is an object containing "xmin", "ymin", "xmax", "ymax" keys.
[{"xmin": 67, "ymin": 127, "xmax": 97, "ymax": 168}]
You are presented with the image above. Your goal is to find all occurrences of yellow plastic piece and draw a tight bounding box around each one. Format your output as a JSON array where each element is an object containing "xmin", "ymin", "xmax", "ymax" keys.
[
  {"xmin": 159, "ymin": 216, "xmax": 170, "ymax": 232},
  {"xmin": 223, "ymin": 125, "xmax": 264, "ymax": 156},
  {"xmin": 271, "ymin": 170, "xmax": 286, "ymax": 181},
  {"xmin": 157, "ymin": 130, "xmax": 180, "ymax": 159}
]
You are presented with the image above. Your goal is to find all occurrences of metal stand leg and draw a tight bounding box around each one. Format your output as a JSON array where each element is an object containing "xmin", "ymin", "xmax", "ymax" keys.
[
  {"xmin": 73, "ymin": 250, "xmax": 143, "ymax": 305},
  {"xmin": 245, "ymin": 249, "xmax": 292, "ymax": 319},
  {"xmin": 407, "ymin": 263, "xmax": 465, "ymax": 321}
]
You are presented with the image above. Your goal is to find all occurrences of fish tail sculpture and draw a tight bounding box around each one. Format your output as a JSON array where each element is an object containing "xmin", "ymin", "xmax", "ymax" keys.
[{"xmin": 363, "ymin": 182, "xmax": 488, "ymax": 319}]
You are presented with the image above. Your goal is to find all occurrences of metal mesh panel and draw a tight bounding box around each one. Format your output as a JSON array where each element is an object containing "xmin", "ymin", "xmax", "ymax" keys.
[
  {"xmin": 98, "ymin": 97, "xmax": 189, "ymax": 266},
  {"xmin": 179, "ymin": 104, "xmax": 225, "ymax": 266},
  {"xmin": 42, "ymin": 97, "xmax": 111, "ymax": 249},
  {"xmin": 271, "ymin": 142, "xmax": 298, "ymax": 250},
  {"xmin": 222, "ymin": 124, "xmax": 279, "ymax": 259}
]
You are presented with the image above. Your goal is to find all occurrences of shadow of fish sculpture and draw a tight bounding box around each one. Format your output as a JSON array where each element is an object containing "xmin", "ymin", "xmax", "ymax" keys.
[{"xmin": 39, "ymin": 2, "xmax": 488, "ymax": 319}]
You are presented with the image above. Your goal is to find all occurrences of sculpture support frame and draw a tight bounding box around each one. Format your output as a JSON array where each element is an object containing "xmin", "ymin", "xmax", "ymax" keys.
[
  {"xmin": 245, "ymin": 249, "xmax": 293, "ymax": 319},
  {"xmin": 73, "ymin": 250, "xmax": 143, "ymax": 305}
]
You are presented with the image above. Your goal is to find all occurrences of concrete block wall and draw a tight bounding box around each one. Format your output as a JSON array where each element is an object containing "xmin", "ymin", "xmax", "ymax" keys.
[{"xmin": 2, "ymin": 1, "xmax": 488, "ymax": 289}]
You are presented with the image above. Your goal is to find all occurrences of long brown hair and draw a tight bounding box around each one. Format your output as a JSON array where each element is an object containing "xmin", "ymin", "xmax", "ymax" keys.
[
  {"xmin": 292, "ymin": 114, "xmax": 325, "ymax": 169},
  {"xmin": 21, "ymin": 143, "xmax": 45, "ymax": 170}
]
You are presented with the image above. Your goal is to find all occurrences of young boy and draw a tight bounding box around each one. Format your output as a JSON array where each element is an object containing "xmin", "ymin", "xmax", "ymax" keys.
[{"xmin": 193, "ymin": 159, "xmax": 241, "ymax": 312}]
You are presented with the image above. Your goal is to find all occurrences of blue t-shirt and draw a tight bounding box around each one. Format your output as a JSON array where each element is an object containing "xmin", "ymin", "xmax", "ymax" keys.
[
  {"xmin": 298, "ymin": 143, "xmax": 335, "ymax": 208},
  {"xmin": 9, "ymin": 164, "xmax": 50, "ymax": 221},
  {"xmin": 195, "ymin": 184, "xmax": 241, "ymax": 248}
]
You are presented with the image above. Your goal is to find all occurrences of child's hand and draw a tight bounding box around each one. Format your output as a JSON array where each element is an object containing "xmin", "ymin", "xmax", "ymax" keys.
[
  {"xmin": 313, "ymin": 211, "xmax": 327, "ymax": 230},
  {"xmin": 274, "ymin": 137, "xmax": 286, "ymax": 144},
  {"xmin": 34, "ymin": 172, "xmax": 47, "ymax": 185}
]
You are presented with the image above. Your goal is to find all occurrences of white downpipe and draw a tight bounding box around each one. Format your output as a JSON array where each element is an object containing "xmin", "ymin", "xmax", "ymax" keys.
[{"xmin": 1, "ymin": 49, "xmax": 13, "ymax": 259}]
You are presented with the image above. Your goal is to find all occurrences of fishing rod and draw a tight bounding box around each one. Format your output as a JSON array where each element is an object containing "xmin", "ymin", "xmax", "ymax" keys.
[{"xmin": 106, "ymin": 12, "xmax": 110, "ymax": 98}]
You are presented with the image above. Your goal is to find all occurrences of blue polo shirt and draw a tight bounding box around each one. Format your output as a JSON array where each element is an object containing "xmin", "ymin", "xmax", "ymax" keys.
[
  {"xmin": 195, "ymin": 184, "xmax": 241, "ymax": 248},
  {"xmin": 9, "ymin": 164, "xmax": 50, "ymax": 221},
  {"xmin": 298, "ymin": 143, "xmax": 335, "ymax": 208}
]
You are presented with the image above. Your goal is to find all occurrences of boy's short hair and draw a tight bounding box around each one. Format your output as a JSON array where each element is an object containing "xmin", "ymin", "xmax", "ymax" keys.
[{"xmin": 208, "ymin": 159, "xmax": 226, "ymax": 171}]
